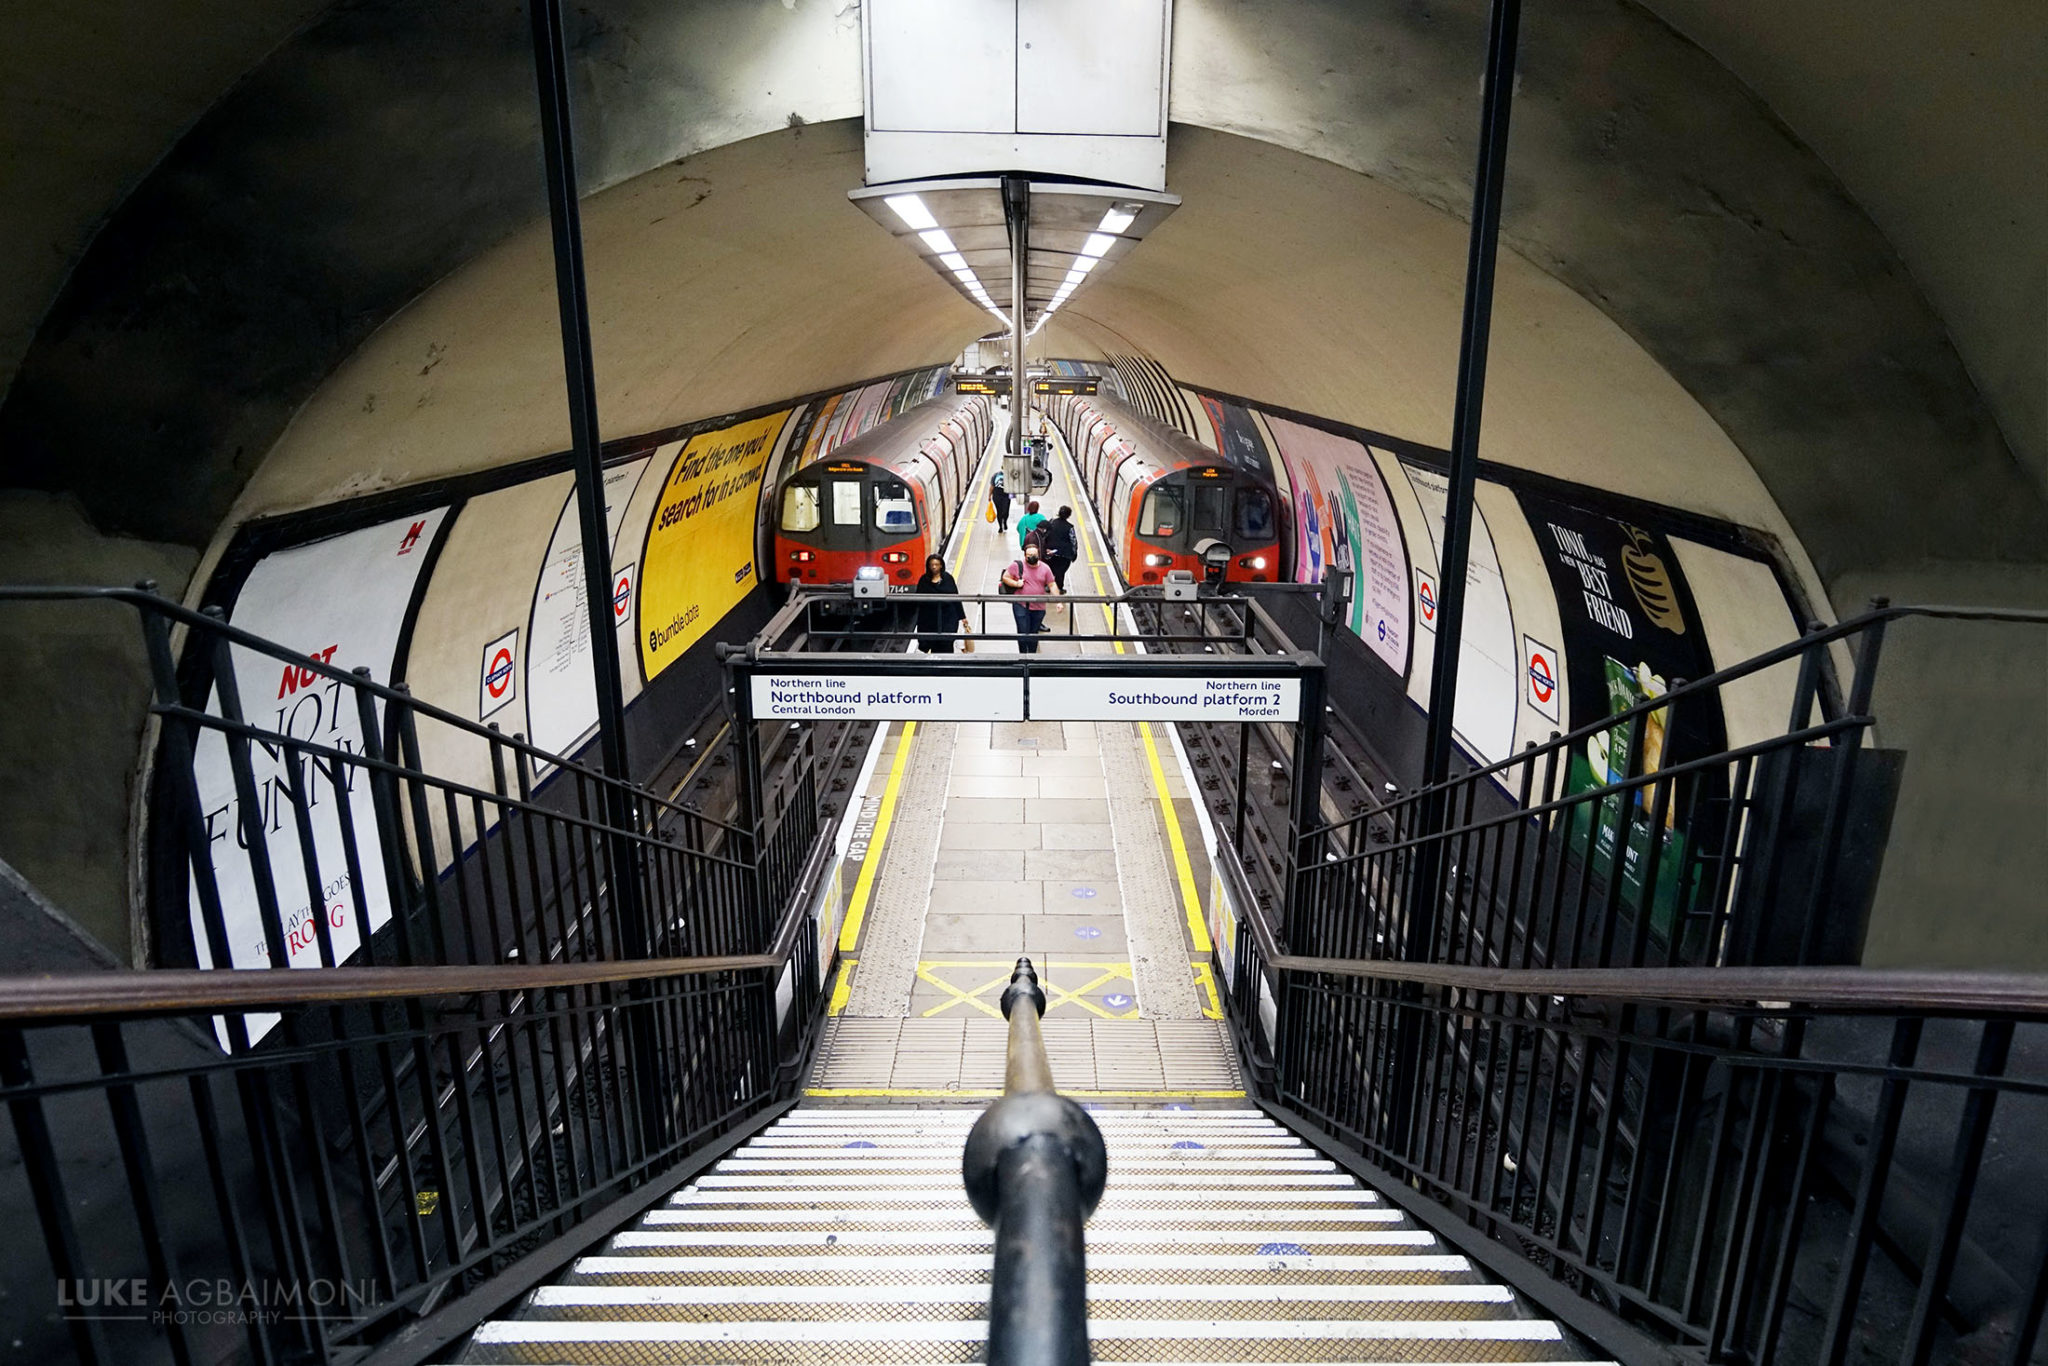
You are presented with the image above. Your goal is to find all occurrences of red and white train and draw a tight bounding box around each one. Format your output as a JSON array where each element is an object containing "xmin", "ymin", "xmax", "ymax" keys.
[
  {"xmin": 1043, "ymin": 392, "xmax": 1283, "ymax": 586},
  {"xmin": 771, "ymin": 393, "xmax": 995, "ymax": 587}
]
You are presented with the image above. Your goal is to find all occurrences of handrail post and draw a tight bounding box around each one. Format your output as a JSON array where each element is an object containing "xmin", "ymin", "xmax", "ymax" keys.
[{"xmin": 963, "ymin": 959, "xmax": 1108, "ymax": 1366}]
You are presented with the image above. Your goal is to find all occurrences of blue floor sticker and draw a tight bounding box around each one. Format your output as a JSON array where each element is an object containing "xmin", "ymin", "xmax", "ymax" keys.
[
  {"xmin": 1074, "ymin": 925, "xmax": 1102, "ymax": 939},
  {"xmin": 1257, "ymin": 1242, "xmax": 1309, "ymax": 1257},
  {"xmin": 1102, "ymin": 992, "xmax": 1134, "ymax": 1010},
  {"xmin": 1071, "ymin": 887, "xmax": 1098, "ymax": 899}
]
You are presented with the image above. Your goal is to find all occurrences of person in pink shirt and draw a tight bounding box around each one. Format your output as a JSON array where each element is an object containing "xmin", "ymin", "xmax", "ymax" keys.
[{"xmin": 999, "ymin": 544, "xmax": 1059, "ymax": 652}]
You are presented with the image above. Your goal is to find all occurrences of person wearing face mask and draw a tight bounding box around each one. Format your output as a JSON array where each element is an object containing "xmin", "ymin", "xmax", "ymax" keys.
[{"xmin": 998, "ymin": 542, "xmax": 1058, "ymax": 653}]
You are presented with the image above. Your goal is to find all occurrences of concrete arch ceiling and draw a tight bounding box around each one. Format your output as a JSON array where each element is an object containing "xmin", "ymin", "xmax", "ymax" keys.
[{"xmin": 2, "ymin": 0, "xmax": 2042, "ymax": 593}]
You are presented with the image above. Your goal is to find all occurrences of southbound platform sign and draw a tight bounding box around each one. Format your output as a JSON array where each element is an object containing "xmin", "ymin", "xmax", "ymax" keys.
[{"xmin": 748, "ymin": 672, "xmax": 1302, "ymax": 723}]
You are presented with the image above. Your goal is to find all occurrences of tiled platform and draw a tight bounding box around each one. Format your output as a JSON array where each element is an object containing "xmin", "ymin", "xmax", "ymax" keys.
[{"xmin": 811, "ymin": 408, "xmax": 1239, "ymax": 1101}]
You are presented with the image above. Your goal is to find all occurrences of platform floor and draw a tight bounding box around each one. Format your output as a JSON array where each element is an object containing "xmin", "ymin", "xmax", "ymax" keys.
[{"xmin": 809, "ymin": 409, "xmax": 1242, "ymax": 1103}]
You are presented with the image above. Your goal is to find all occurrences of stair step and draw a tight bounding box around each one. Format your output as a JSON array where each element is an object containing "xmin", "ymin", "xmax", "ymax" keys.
[
  {"xmin": 571, "ymin": 1253, "xmax": 1478, "ymax": 1276},
  {"xmin": 670, "ymin": 1189, "xmax": 1386, "ymax": 1208},
  {"xmin": 715, "ymin": 1156, "xmax": 1337, "ymax": 1171},
  {"xmin": 608, "ymin": 1230, "xmax": 1439, "ymax": 1252},
  {"xmin": 532, "ymin": 1282, "xmax": 1516, "ymax": 1309},
  {"xmin": 694, "ymin": 1172, "xmax": 1358, "ymax": 1188},
  {"xmin": 645, "ymin": 1207, "xmax": 1406, "ymax": 1228},
  {"xmin": 464, "ymin": 1315, "xmax": 1573, "ymax": 1362}
]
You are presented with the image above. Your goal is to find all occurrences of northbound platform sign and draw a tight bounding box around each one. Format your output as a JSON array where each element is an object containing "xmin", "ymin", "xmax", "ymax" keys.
[
  {"xmin": 749, "ymin": 670, "xmax": 1301, "ymax": 722},
  {"xmin": 751, "ymin": 673, "xmax": 1024, "ymax": 721}
]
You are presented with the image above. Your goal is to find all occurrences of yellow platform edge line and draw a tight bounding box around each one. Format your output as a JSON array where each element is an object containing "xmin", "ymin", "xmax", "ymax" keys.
[
  {"xmin": 1140, "ymin": 720, "xmax": 1213, "ymax": 954},
  {"xmin": 804, "ymin": 1088, "xmax": 1248, "ymax": 1100},
  {"xmin": 836, "ymin": 721, "xmax": 917, "ymax": 954},
  {"xmin": 825, "ymin": 957, "xmax": 858, "ymax": 1016}
]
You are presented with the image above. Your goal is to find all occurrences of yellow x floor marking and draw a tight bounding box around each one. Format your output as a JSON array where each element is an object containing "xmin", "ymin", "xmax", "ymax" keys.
[{"xmin": 913, "ymin": 959, "xmax": 1143, "ymax": 1021}]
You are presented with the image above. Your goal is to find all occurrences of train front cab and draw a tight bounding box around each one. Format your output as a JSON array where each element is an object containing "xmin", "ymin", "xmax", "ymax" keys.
[
  {"xmin": 1119, "ymin": 466, "xmax": 1280, "ymax": 586},
  {"xmin": 775, "ymin": 459, "xmax": 930, "ymax": 587}
]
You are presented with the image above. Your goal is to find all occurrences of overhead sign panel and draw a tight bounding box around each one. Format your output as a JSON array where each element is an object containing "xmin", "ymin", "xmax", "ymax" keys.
[
  {"xmin": 1033, "ymin": 377, "xmax": 1098, "ymax": 396},
  {"xmin": 752, "ymin": 673, "xmax": 1024, "ymax": 721},
  {"xmin": 1030, "ymin": 675, "xmax": 1301, "ymax": 723}
]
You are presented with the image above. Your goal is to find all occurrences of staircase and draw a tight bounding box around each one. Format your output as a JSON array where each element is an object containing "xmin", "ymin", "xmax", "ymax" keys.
[{"xmin": 455, "ymin": 1105, "xmax": 1610, "ymax": 1363}]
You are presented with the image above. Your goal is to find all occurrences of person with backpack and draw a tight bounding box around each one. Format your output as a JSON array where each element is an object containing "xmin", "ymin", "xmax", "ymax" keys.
[
  {"xmin": 1040, "ymin": 505, "xmax": 1079, "ymax": 591},
  {"xmin": 998, "ymin": 542, "xmax": 1058, "ymax": 653},
  {"xmin": 989, "ymin": 470, "xmax": 1011, "ymax": 533},
  {"xmin": 1015, "ymin": 500, "xmax": 1046, "ymax": 553}
]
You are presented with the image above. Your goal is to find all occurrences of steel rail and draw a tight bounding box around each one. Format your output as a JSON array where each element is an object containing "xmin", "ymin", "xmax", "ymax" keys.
[{"xmin": 1236, "ymin": 898, "xmax": 2048, "ymax": 1014}]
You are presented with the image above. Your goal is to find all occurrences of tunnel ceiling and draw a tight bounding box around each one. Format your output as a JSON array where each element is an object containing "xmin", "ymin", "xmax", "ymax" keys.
[{"xmin": 0, "ymin": 0, "xmax": 2042, "ymax": 588}]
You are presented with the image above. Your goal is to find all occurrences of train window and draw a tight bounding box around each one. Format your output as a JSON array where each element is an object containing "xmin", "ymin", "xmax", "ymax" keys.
[
  {"xmin": 1190, "ymin": 482, "xmax": 1229, "ymax": 534},
  {"xmin": 830, "ymin": 479, "xmax": 863, "ymax": 526},
  {"xmin": 1140, "ymin": 484, "xmax": 1183, "ymax": 538},
  {"xmin": 873, "ymin": 479, "xmax": 918, "ymax": 533},
  {"xmin": 1237, "ymin": 486, "xmax": 1275, "ymax": 539},
  {"xmin": 781, "ymin": 482, "xmax": 821, "ymax": 533}
]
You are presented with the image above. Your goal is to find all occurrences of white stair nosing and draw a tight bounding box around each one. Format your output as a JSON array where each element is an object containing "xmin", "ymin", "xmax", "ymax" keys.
[
  {"xmin": 716, "ymin": 1158, "xmax": 1339, "ymax": 1171},
  {"xmin": 570, "ymin": 1253, "xmax": 1474, "ymax": 1275},
  {"xmin": 471, "ymin": 1317, "xmax": 1561, "ymax": 1344},
  {"xmin": 608, "ymin": 1229, "xmax": 1439, "ymax": 1248},
  {"xmin": 529, "ymin": 1282, "xmax": 1515, "ymax": 1308},
  {"xmin": 643, "ymin": 1207, "xmax": 1404, "ymax": 1226},
  {"xmin": 693, "ymin": 1173, "xmax": 1357, "ymax": 1188},
  {"xmin": 670, "ymin": 1188, "xmax": 1384, "ymax": 1205}
]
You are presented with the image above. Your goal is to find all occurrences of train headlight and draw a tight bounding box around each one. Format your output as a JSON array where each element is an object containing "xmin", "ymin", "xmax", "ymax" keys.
[
  {"xmin": 882, "ymin": 551, "xmax": 910, "ymax": 563},
  {"xmin": 1238, "ymin": 555, "xmax": 1267, "ymax": 570},
  {"xmin": 852, "ymin": 565, "xmax": 888, "ymax": 600},
  {"xmin": 1145, "ymin": 554, "xmax": 1173, "ymax": 567}
]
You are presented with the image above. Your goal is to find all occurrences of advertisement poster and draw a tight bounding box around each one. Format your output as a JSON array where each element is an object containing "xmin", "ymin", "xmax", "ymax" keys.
[
  {"xmin": 640, "ymin": 409, "xmax": 792, "ymax": 679},
  {"xmin": 1519, "ymin": 489, "xmax": 1725, "ymax": 946},
  {"xmin": 525, "ymin": 458, "xmax": 650, "ymax": 758},
  {"xmin": 1196, "ymin": 394, "xmax": 1275, "ymax": 476},
  {"xmin": 1265, "ymin": 417, "xmax": 1409, "ymax": 676},
  {"xmin": 189, "ymin": 509, "xmax": 449, "ymax": 1033},
  {"xmin": 1402, "ymin": 466, "xmax": 1519, "ymax": 766}
]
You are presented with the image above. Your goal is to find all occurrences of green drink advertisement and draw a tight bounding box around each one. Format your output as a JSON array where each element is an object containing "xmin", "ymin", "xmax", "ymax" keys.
[{"xmin": 1518, "ymin": 491, "xmax": 1726, "ymax": 953}]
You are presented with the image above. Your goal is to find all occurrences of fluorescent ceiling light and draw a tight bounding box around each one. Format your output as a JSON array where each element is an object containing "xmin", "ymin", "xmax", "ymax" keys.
[
  {"xmin": 919, "ymin": 228, "xmax": 958, "ymax": 255},
  {"xmin": 1098, "ymin": 207, "xmax": 1138, "ymax": 235},
  {"xmin": 939, "ymin": 252, "xmax": 969, "ymax": 272},
  {"xmin": 951, "ymin": 267, "xmax": 977, "ymax": 283},
  {"xmin": 1072, "ymin": 255, "xmax": 1099, "ymax": 276},
  {"xmin": 1081, "ymin": 233, "xmax": 1116, "ymax": 259},
  {"xmin": 886, "ymin": 194, "xmax": 938, "ymax": 231}
]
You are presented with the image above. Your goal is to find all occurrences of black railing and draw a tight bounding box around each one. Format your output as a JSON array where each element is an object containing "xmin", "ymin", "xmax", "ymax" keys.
[
  {"xmin": 962, "ymin": 959, "xmax": 1107, "ymax": 1366},
  {"xmin": 1212, "ymin": 602, "xmax": 2048, "ymax": 1364},
  {"xmin": 1, "ymin": 585, "xmax": 797, "ymax": 986},
  {"xmin": 0, "ymin": 938, "xmax": 825, "ymax": 1366},
  {"xmin": 0, "ymin": 584, "xmax": 838, "ymax": 1365}
]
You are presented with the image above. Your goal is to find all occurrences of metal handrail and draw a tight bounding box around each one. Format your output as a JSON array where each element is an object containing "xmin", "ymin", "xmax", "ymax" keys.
[
  {"xmin": 0, "ymin": 582, "xmax": 737, "ymax": 833},
  {"xmin": 962, "ymin": 959, "xmax": 1107, "ymax": 1366},
  {"xmin": 1238, "ymin": 892, "xmax": 2048, "ymax": 1014},
  {"xmin": 1303, "ymin": 600, "xmax": 2048, "ymax": 844}
]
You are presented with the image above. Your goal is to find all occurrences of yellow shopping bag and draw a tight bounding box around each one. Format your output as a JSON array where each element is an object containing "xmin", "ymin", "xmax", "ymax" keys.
[{"xmin": 984, "ymin": 500, "xmax": 996, "ymax": 523}]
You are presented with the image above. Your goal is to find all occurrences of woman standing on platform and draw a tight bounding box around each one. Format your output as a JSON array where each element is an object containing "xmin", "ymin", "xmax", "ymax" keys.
[
  {"xmin": 989, "ymin": 471, "xmax": 1011, "ymax": 533},
  {"xmin": 911, "ymin": 554, "xmax": 967, "ymax": 653}
]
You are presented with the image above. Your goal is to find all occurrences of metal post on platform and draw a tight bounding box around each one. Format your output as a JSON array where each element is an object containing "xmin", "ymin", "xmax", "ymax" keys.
[
  {"xmin": 1396, "ymin": 0, "xmax": 1522, "ymax": 1163},
  {"xmin": 1003, "ymin": 175, "xmax": 1030, "ymax": 456},
  {"xmin": 1411, "ymin": 0, "xmax": 1523, "ymax": 942},
  {"xmin": 529, "ymin": 0, "xmax": 664, "ymax": 1144},
  {"xmin": 1284, "ymin": 661, "xmax": 1329, "ymax": 950}
]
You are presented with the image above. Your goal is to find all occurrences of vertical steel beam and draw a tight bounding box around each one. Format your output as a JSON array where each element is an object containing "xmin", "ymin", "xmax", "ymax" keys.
[
  {"xmin": 528, "ymin": 0, "xmax": 637, "ymax": 804},
  {"xmin": 1412, "ymin": 0, "xmax": 1524, "ymax": 933},
  {"xmin": 528, "ymin": 0, "xmax": 665, "ymax": 1158},
  {"xmin": 1004, "ymin": 175, "xmax": 1030, "ymax": 456}
]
